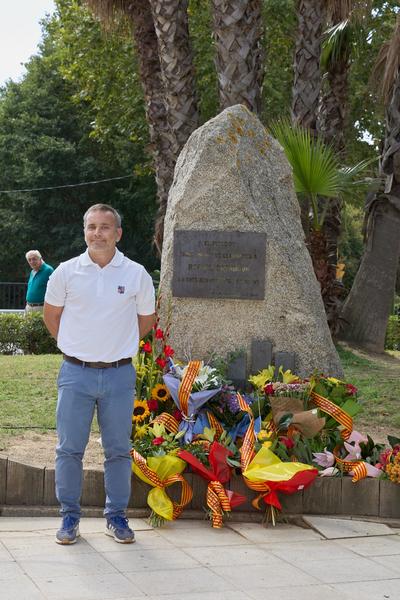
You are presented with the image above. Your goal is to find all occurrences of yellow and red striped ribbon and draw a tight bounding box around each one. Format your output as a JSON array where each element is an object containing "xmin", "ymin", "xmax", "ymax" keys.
[
  {"xmin": 311, "ymin": 391, "xmax": 353, "ymax": 440},
  {"xmin": 207, "ymin": 411, "xmax": 224, "ymax": 440},
  {"xmin": 332, "ymin": 446, "xmax": 367, "ymax": 482},
  {"xmin": 131, "ymin": 449, "xmax": 193, "ymax": 519},
  {"xmin": 152, "ymin": 413, "xmax": 179, "ymax": 434},
  {"xmin": 237, "ymin": 393, "xmax": 271, "ymax": 508},
  {"xmin": 206, "ymin": 481, "xmax": 232, "ymax": 528},
  {"xmin": 178, "ymin": 360, "xmax": 201, "ymax": 415}
]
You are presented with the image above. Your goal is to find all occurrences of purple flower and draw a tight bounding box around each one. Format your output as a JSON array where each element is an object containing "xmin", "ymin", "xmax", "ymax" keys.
[{"xmin": 312, "ymin": 448, "xmax": 335, "ymax": 468}]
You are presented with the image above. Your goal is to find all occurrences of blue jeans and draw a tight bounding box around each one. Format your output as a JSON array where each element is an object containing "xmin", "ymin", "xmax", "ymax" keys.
[{"xmin": 56, "ymin": 360, "xmax": 135, "ymax": 519}]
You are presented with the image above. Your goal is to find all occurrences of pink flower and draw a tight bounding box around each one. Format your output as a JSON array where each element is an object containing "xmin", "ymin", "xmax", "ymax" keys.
[
  {"xmin": 313, "ymin": 448, "xmax": 335, "ymax": 468},
  {"xmin": 147, "ymin": 399, "xmax": 158, "ymax": 412},
  {"xmin": 155, "ymin": 328, "xmax": 164, "ymax": 339},
  {"xmin": 320, "ymin": 467, "xmax": 339, "ymax": 477},
  {"xmin": 152, "ymin": 436, "xmax": 165, "ymax": 446}
]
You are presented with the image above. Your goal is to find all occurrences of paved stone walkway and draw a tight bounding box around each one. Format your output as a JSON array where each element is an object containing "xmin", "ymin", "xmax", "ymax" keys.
[{"xmin": 0, "ymin": 517, "xmax": 399, "ymax": 599}]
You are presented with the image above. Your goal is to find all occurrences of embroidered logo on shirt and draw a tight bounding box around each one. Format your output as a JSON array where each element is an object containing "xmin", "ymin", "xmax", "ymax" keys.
[{"xmin": 117, "ymin": 286, "xmax": 125, "ymax": 294}]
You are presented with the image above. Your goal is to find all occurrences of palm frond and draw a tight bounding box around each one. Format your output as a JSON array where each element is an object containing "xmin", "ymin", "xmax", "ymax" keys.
[
  {"xmin": 270, "ymin": 119, "xmax": 341, "ymax": 199},
  {"xmin": 321, "ymin": 20, "xmax": 352, "ymax": 68},
  {"xmin": 371, "ymin": 14, "xmax": 400, "ymax": 104}
]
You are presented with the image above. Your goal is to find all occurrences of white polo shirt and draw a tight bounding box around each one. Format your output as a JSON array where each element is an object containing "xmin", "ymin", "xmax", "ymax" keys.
[{"xmin": 45, "ymin": 249, "xmax": 155, "ymax": 362}]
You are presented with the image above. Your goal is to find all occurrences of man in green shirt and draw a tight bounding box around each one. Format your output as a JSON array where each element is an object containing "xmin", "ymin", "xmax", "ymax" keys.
[{"xmin": 25, "ymin": 250, "xmax": 54, "ymax": 313}]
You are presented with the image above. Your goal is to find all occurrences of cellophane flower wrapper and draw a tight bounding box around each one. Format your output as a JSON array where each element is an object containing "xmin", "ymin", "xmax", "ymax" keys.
[
  {"xmin": 132, "ymin": 454, "xmax": 187, "ymax": 521},
  {"xmin": 243, "ymin": 446, "xmax": 318, "ymax": 510},
  {"xmin": 163, "ymin": 374, "xmax": 221, "ymax": 443}
]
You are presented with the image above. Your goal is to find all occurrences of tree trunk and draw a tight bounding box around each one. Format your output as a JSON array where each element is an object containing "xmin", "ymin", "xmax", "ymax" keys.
[
  {"xmin": 148, "ymin": 0, "xmax": 199, "ymax": 153},
  {"xmin": 339, "ymin": 195, "xmax": 400, "ymax": 351},
  {"xmin": 148, "ymin": 0, "xmax": 199, "ymax": 251},
  {"xmin": 211, "ymin": 0, "xmax": 264, "ymax": 114},
  {"xmin": 340, "ymin": 60, "xmax": 400, "ymax": 351},
  {"xmin": 292, "ymin": 0, "xmax": 326, "ymax": 134},
  {"xmin": 126, "ymin": 2, "xmax": 176, "ymax": 254}
]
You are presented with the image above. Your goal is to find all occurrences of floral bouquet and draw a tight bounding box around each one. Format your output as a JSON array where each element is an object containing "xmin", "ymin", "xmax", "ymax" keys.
[
  {"xmin": 131, "ymin": 423, "xmax": 192, "ymax": 526},
  {"xmin": 179, "ymin": 440, "xmax": 246, "ymax": 528},
  {"xmin": 237, "ymin": 392, "xmax": 317, "ymax": 525},
  {"xmin": 162, "ymin": 360, "xmax": 223, "ymax": 443},
  {"xmin": 133, "ymin": 301, "xmax": 176, "ymax": 437}
]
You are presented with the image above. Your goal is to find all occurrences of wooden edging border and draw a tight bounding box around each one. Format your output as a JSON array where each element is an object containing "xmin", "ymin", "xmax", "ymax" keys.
[{"xmin": 1, "ymin": 457, "xmax": 399, "ymax": 519}]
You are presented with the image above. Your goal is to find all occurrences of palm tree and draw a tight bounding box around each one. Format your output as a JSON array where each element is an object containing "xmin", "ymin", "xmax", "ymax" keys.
[
  {"xmin": 271, "ymin": 119, "xmax": 371, "ymax": 333},
  {"xmin": 339, "ymin": 15, "xmax": 400, "ymax": 352},
  {"xmin": 85, "ymin": 0, "xmax": 199, "ymax": 253},
  {"xmin": 148, "ymin": 0, "xmax": 199, "ymax": 154},
  {"xmin": 319, "ymin": 1, "xmax": 372, "ymax": 275},
  {"xmin": 292, "ymin": 0, "xmax": 326, "ymax": 134},
  {"xmin": 85, "ymin": 0, "xmax": 176, "ymax": 254},
  {"xmin": 210, "ymin": 0, "xmax": 264, "ymax": 114}
]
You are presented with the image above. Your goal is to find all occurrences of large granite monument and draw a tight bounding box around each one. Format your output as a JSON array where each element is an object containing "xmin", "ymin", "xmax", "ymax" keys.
[{"xmin": 159, "ymin": 104, "xmax": 343, "ymax": 378}]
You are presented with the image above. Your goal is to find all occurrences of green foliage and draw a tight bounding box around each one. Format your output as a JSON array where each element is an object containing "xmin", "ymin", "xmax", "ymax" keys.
[
  {"xmin": 338, "ymin": 204, "xmax": 364, "ymax": 293},
  {"xmin": 270, "ymin": 119, "xmax": 372, "ymax": 229},
  {"xmin": 385, "ymin": 315, "xmax": 400, "ymax": 350},
  {"xmin": 0, "ymin": 6, "xmax": 158, "ymax": 282},
  {"xmin": 0, "ymin": 313, "xmax": 59, "ymax": 355}
]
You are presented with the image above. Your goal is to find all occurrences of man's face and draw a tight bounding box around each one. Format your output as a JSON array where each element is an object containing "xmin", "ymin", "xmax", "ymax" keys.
[
  {"xmin": 27, "ymin": 255, "xmax": 42, "ymax": 272},
  {"xmin": 84, "ymin": 210, "xmax": 122, "ymax": 255}
]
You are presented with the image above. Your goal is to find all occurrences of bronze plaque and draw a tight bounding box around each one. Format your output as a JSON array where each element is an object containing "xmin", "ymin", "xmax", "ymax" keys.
[{"xmin": 172, "ymin": 230, "xmax": 266, "ymax": 300}]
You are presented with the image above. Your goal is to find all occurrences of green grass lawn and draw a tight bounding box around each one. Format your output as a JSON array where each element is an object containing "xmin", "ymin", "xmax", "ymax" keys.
[{"xmin": 0, "ymin": 347, "xmax": 399, "ymax": 449}]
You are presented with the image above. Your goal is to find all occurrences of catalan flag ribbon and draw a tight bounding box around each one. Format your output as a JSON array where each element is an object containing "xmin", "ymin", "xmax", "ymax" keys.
[
  {"xmin": 179, "ymin": 441, "xmax": 246, "ymax": 528},
  {"xmin": 311, "ymin": 391, "xmax": 353, "ymax": 440},
  {"xmin": 131, "ymin": 450, "xmax": 193, "ymax": 521}
]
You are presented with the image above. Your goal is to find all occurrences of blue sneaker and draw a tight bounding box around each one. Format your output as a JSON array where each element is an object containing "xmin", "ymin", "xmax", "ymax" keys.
[
  {"xmin": 105, "ymin": 515, "xmax": 135, "ymax": 544},
  {"xmin": 56, "ymin": 515, "xmax": 80, "ymax": 545}
]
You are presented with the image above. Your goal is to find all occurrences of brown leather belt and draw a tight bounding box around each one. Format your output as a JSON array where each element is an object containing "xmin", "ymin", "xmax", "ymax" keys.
[{"xmin": 63, "ymin": 354, "xmax": 131, "ymax": 369}]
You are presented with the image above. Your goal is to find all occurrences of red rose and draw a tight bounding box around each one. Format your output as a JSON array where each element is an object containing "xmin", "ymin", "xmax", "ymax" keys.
[
  {"xmin": 152, "ymin": 436, "xmax": 165, "ymax": 446},
  {"xmin": 163, "ymin": 345, "xmax": 174, "ymax": 357},
  {"xmin": 155, "ymin": 328, "xmax": 164, "ymax": 339},
  {"xmin": 264, "ymin": 383, "xmax": 274, "ymax": 395},
  {"xmin": 173, "ymin": 409, "xmax": 183, "ymax": 423},
  {"xmin": 156, "ymin": 357, "xmax": 167, "ymax": 369},
  {"xmin": 142, "ymin": 341, "xmax": 152, "ymax": 353},
  {"xmin": 147, "ymin": 399, "xmax": 159, "ymax": 412}
]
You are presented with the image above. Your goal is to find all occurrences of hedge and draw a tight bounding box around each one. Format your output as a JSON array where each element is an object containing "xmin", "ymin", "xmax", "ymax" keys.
[
  {"xmin": 386, "ymin": 315, "xmax": 400, "ymax": 351},
  {"xmin": 0, "ymin": 313, "xmax": 59, "ymax": 354}
]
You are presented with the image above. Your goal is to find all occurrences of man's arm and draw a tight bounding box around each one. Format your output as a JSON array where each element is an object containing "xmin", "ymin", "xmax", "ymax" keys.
[
  {"xmin": 138, "ymin": 313, "xmax": 156, "ymax": 339},
  {"xmin": 43, "ymin": 302, "xmax": 64, "ymax": 339}
]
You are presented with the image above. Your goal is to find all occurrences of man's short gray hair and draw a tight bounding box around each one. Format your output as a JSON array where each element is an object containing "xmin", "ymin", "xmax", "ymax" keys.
[
  {"xmin": 25, "ymin": 250, "xmax": 42, "ymax": 259},
  {"xmin": 83, "ymin": 204, "xmax": 122, "ymax": 228}
]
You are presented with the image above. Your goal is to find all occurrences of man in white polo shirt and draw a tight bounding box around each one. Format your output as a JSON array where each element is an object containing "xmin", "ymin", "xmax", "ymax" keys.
[{"xmin": 44, "ymin": 203, "xmax": 155, "ymax": 545}]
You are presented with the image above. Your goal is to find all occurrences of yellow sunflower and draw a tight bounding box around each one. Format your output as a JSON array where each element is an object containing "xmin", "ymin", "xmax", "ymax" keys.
[
  {"xmin": 151, "ymin": 383, "xmax": 170, "ymax": 402},
  {"xmin": 132, "ymin": 399, "xmax": 150, "ymax": 424}
]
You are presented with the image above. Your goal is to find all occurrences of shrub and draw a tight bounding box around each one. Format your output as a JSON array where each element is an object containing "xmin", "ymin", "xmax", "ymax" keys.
[
  {"xmin": 385, "ymin": 315, "xmax": 400, "ymax": 350},
  {"xmin": 0, "ymin": 313, "xmax": 59, "ymax": 354}
]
